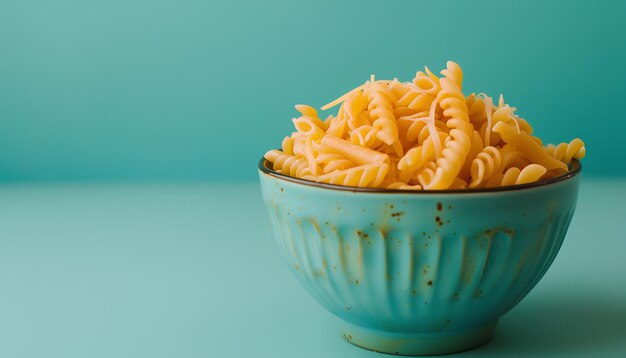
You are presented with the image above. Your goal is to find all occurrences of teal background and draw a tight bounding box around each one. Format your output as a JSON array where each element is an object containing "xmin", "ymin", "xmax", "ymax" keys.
[{"xmin": 1, "ymin": 0, "xmax": 625, "ymax": 181}]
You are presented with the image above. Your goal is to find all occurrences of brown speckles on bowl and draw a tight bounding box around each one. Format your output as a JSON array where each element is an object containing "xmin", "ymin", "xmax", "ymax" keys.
[{"xmin": 435, "ymin": 216, "xmax": 443, "ymax": 226}]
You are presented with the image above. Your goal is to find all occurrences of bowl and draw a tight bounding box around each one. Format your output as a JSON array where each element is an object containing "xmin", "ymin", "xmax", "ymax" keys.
[{"xmin": 258, "ymin": 158, "xmax": 581, "ymax": 355}]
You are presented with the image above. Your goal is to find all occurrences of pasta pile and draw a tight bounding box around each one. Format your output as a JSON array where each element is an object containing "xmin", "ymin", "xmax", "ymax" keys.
[{"xmin": 264, "ymin": 61, "xmax": 585, "ymax": 190}]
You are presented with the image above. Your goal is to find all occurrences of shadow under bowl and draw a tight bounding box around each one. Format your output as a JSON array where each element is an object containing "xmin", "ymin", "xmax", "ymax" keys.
[{"xmin": 258, "ymin": 158, "xmax": 581, "ymax": 355}]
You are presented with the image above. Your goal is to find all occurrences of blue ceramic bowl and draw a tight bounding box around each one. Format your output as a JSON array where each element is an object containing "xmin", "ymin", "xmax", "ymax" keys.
[{"xmin": 258, "ymin": 158, "xmax": 581, "ymax": 355}]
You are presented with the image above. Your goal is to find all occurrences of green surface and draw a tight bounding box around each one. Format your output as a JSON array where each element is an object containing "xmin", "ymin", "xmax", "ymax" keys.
[
  {"xmin": 1, "ymin": 0, "xmax": 625, "ymax": 181},
  {"xmin": 0, "ymin": 179, "xmax": 624, "ymax": 357}
]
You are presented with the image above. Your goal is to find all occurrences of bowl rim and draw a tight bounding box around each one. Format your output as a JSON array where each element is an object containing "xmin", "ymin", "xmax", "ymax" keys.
[{"xmin": 258, "ymin": 156, "xmax": 581, "ymax": 194}]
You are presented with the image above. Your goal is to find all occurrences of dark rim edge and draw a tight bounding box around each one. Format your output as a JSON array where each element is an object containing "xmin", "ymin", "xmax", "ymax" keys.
[{"xmin": 258, "ymin": 157, "xmax": 581, "ymax": 194}]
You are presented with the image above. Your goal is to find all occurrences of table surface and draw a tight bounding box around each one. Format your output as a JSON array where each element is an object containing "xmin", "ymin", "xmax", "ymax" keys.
[{"xmin": 0, "ymin": 179, "xmax": 624, "ymax": 358}]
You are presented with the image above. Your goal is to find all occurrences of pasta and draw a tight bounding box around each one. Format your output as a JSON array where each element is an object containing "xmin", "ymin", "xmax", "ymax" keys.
[
  {"xmin": 419, "ymin": 71, "xmax": 473, "ymax": 189},
  {"xmin": 486, "ymin": 164, "xmax": 548, "ymax": 187},
  {"xmin": 264, "ymin": 61, "xmax": 585, "ymax": 189},
  {"xmin": 469, "ymin": 146, "xmax": 502, "ymax": 188},
  {"xmin": 546, "ymin": 138, "xmax": 585, "ymax": 165}
]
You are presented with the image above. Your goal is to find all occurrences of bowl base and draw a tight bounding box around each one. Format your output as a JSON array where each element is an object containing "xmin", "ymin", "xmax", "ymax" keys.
[{"xmin": 339, "ymin": 320, "xmax": 498, "ymax": 356}]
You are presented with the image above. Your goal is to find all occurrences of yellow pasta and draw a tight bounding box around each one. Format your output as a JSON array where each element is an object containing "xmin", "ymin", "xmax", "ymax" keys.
[
  {"xmin": 546, "ymin": 138, "xmax": 585, "ymax": 165},
  {"xmin": 320, "ymin": 135, "xmax": 389, "ymax": 166},
  {"xmin": 398, "ymin": 131, "xmax": 448, "ymax": 172},
  {"xmin": 265, "ymin": 150, "xmax": 314, "ymax": 179},
  {"xmin": 492, "ymin": 122, "xmax": 568, "ymax": 171},
  {"xmin": 469, "ymin": 146, "xmax": 502, "ymax": 188},
  {"xmin": 420, "ymin": 72, "xmax": 473, "ymax": 189},
  {"xmin": 503, "ymin": 164, "xmax": 548, "ymax": 186},
  {"xmin": 367, "ymin": 86, "xmax": 400, "ymax": 147},
  {"xmin": 264, "ymin": 61, "xmax": 585, "ymax": 189},
  {"xmin": 317, "ymin": 163, "xmax": 389, "ymax": 188}
]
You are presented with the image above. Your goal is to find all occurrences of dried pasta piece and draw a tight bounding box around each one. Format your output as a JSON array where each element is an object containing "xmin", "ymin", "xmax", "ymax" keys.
[
  {"xmin": 419, "ymin": 64, "xmax": 473, "ymax": 189},
  {"xmin": 265, "ymin": 150, "xmax": 313, "ymax": 178},
  {"xmin": 350, "ymin": 125, "xmax": 379, "ymax": 148},
  {"xmin": 412, "ymin": 67, "xmax": 441, "ymax": 97},
  {"xmin": 546, "ymin": 138, "xmax": 586, "ymax": 165},
  {"xmin": 393, "ymin": 84, "xmax": 434, "ymax": 114},
  {"xmin": 289, "ymin": 134, "xmax": 308, "ymax": 157},
  {"xmin": 459, "ymin": 130, "xmax": 484, "ymax": 181},
  {"xmin": 293, "ymin": 105, "xmax": 325, "ymax": 134},
  {"xmin": 318, "ymin": 163, "xmax": 389, "ymax": 188},
  {"xmin": 321, "ymin": 135, "xmax": 389, "ymax": 165},
  {"xmin": 440, "ymin": 61, "xmax": 463, "ymax": 90},
  {"xmin": 325, "ymin": 109, "xmax": 347, "ymax": 138},
  {"xmin": 466, "ymin": 93, "xmax": 487, "ymax": 129},
  {"xmin": 398, "ymin": 131, "xmax": 448, "ymax": 172},
  {"xmin": 502, "ymin": 164, "xmax": 548, "ymax": 186},
  {"xmin": 316, "ymin": 153, "xmax": 355, "ymax": 173},
  {"xmin": 366, "ymin": 86, "xmax": 403, "ymax": 155},
  {"xmin": 492, "ymin": 122, "xmax": 568, "ymax": 171},
  {"xmin": 469, "ymin": 146, "xmax": 502, "ymax": 188}
]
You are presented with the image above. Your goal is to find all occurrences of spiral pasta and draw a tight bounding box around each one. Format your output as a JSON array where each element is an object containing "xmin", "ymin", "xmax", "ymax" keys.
[
  {"xmin": 469, "ymin": 146, "xmax": 502, "ymax": 188},
  {"xmin": 419, "ymin": 68, "xmax": 473, "ymax": 189},
  {"xmin": 317, "ymin": 163, "xmax": 389, "ymax": 188},
  {"xmin": 367, "ymin": 86, "xmax": 400, "ymax": 147},
  {"xmin": 546, "ymin": 138, "xmax": 585, "ymax": 165},
  {"xmin": 265, "ymin": 150, "xmax": 315, "ymax": 179},
  {"xmin": 264, "ymin": 61, "xmax": 585, "ymax": 189},
  {"xmin": 502, "ymin": 164, "xmax": 548, "ymax": 186}
]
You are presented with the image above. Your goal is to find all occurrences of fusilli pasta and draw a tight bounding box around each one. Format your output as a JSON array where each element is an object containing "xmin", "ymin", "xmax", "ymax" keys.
[{"xmin": 264, "ymin": 61, "xmax": 585, "ymax": 189}]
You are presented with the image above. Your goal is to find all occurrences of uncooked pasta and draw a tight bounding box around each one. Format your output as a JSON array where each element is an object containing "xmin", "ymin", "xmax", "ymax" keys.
[{"xmin": 264, "ymin": 61, "xmax": 585, "ymax": 190}]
